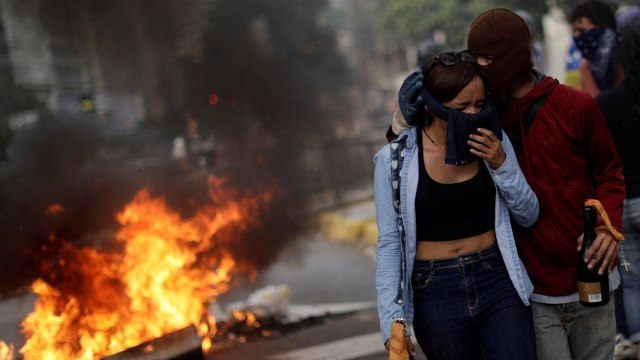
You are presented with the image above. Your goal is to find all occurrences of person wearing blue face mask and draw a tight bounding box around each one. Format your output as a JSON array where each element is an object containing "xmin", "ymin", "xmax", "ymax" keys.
[
  {"xmin": 373, "ymin": 50, "xmax": 539, "ymax": 360},
  {"xmin": 569, "ymin": 0, "xmax": 622, "ymax": 97}
]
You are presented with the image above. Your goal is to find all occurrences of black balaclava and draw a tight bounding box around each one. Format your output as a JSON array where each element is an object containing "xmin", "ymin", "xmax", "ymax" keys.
[{"xmin": 467, "ymin": 9, "xmax": 533, "ymax": 101}]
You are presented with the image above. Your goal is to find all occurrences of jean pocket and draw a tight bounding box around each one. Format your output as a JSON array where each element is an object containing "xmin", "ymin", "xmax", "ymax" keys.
[
  {"xmin": 411, "ymin": 269, "xmax": 434, "ymax": 291},
  {"xmin": 480, "ymin": 253, "xmax": 505, "ymax": 271}
]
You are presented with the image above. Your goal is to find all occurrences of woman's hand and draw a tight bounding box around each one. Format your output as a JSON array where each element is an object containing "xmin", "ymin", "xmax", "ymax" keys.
[
  {"xmin": 385, "ymin": 336, "xmax": 416, "ymax": 359},
  {"xmin": 468, "ymin": 128, "xmax": 506, "ymax": 170}
]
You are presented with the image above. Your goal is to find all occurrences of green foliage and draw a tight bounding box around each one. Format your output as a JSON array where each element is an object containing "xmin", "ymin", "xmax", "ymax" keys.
[{"xmin": 374, "ymin": 0, "xmax": 548, "ymax": 48}]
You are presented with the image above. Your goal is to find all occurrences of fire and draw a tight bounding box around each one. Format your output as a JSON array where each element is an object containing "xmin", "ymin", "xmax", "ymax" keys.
[
  {"xmin": 232, "ymin": 309, "xmax": 260, "ymax": 328},
  {"xmin": 20, "ymin": 176, "xmax": 274, "ymax": 359},
  {"xmin": 45, "ymin": 203, "xmax": 65, "ymax": 215},
  {"xmin": 0, "ymin": 341, "xmax": 14, "ymax": 360}
]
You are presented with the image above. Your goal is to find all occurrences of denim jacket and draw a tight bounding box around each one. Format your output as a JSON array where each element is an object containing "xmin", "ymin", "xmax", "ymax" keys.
[{"xmin": 373, "ymin": 127, "xmax": 539, "ymax": 343}]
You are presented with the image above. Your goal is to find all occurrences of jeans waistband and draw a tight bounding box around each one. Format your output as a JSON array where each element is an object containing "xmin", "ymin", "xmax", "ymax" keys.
[{"xmin": 414, "ymin": 244, "xmax": 500, "ymax": 270}]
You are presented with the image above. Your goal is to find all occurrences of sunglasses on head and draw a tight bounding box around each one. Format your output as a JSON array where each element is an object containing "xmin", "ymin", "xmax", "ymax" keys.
[
  {"xmin": 435, "ymin": 50, "xmax": 478, "ymax": 65},
  {"xmin": 422, "ymin": 50, "xmax": 477, "ymax": 72},
  {"xmin": 423, "ymin": 50, "xmax": 495, "ymax": 73}
]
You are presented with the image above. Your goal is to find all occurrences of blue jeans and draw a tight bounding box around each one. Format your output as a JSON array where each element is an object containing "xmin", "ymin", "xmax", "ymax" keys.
[
  {"xmin": 531, "ymin": 298, "xmax": 615, "ymax": 360},
  {"xmin": 411, "ymin": 245, "xmax": 536, "ymax": 360},
  {"xmin": 621, "ymin": 197, "xmax": 640, "ymax": 344}
]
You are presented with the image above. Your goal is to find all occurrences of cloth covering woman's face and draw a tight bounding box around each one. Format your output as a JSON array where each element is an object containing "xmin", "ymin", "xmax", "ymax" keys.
[
  {"xmin": 421, "ymin": 74, "xmax": 502, "ymax": 166},
  {"xmin": 440, "ymin": 75, "xmax": 485, "ymax": 114}
]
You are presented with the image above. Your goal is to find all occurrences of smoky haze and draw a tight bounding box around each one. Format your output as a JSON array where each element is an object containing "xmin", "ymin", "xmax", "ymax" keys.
[{"xmin": 0, "ymin": 0, "xmax": 364, "ymax": 296}]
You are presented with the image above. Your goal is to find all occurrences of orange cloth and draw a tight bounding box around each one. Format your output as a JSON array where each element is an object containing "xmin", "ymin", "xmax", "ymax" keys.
[
  {"xmin": 388, "ymin": 320, "xmax": 409, "ymax": 360},
  {"xmin": 584, "ymin": 199, "xmax": 624, "ymax": 241}
]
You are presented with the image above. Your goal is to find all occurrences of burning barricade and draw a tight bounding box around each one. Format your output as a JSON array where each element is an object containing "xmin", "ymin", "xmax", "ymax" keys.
[
  {"xmin": 0, "ymin": 341, "xmax": 14, "ymax": 360},
  {"xmin": 14, "ymin": 176, "xmax": 275, "ymax": 360},
  {"xmin": 215, "ymin": 284, "xmax": 290, "ymax": 345}
]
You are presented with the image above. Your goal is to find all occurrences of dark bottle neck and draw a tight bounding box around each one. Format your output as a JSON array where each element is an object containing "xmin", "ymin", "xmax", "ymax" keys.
[{"xmin": 583, "ymin": 206, "xmax": 597, "ymax": 247}]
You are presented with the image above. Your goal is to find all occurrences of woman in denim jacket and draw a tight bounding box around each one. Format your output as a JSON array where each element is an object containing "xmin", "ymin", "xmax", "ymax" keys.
[{"xmin": 374, "ymin": 51, "xmax": 539, "ymax": 360}]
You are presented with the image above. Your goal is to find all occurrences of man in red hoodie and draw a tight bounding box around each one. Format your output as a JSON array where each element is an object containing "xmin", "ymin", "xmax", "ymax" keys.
[{"xmin": 392, "ymin": 8, "xmax": 625, "ymax": 360}]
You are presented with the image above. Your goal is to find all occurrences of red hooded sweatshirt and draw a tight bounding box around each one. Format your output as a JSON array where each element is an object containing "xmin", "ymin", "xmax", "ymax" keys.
[{"xmin": 500, "ymin": 73, "xmax": 625, "ymax": 297}]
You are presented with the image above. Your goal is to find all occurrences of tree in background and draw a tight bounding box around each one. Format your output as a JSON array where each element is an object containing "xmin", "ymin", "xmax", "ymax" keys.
[{"xmin": 373, "ymin": 0, "xmax": 548, "ymax": 50}]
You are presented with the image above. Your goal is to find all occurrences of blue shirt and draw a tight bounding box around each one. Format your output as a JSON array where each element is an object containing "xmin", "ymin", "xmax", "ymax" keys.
[{"xmin": 373, "ymin": 127, "xmax": 539, "ymax": 343}]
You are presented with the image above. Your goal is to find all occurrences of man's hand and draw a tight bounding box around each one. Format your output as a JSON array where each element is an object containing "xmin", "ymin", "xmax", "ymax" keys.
[
  {"xmin": 577, "ymin": 225, "xmax": 619, "ymax": 275},
  {"xmin": 398, "ymin": 70, "xmax": 424, "ymax": 125},
  {"xmin": 385, "ymin": 336, "xmax": 416, "ymax": 359}
]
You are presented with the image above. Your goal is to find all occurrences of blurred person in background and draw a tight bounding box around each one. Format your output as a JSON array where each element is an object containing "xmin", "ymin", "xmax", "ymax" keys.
[
  {"xmin": 596, "ymin": 18, "xmax": 640, "ymax": 360},
  {"xmin": 616, "ymin": 5, "xmax": 640, "ymax": 33},
  {"xmin": 374, "ymin": 50, "xmax": 538, "ymax": 360},
  {"xmin": 569, "ymin": 0, "xmax": 622, "ymax": 97}
]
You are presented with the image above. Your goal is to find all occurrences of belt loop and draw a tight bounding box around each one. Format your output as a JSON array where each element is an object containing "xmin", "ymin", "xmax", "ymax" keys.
[{"xmin": 478, "ymin": 247, "xmax": 485, "ymax": 262}]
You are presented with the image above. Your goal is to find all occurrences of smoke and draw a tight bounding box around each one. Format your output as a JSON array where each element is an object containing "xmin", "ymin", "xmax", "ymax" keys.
[
  {"xmin": 0, "ymin": 111, "xmax": 312, "ymax": 296},
  {"xmin": 0, "ymin": 0, "xmax": 358, "ymax": 296},
  {"xmin": 176, "ymin": 0, "xmax": 357, "ymax": 269},
  {"xmin": 0, "ymin": 115, "xmax": 148, "ymax": 293}
]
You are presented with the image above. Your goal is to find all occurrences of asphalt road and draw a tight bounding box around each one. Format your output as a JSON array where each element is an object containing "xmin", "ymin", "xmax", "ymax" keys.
[
  {"xmin": 209, "ymin": 307, "xmax": 387, "ymax": 360},
  {"xmin": 207, "ymin": 235, "xmax": 426, "ymax": 360}
]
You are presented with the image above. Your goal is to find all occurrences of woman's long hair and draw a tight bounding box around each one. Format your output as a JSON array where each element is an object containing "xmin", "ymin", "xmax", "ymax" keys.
[
  {"xmin": 421, "ymin": 56, "xmax": 482, "ymax": 103},
  {"xmin": 418, "ymin": 55, "xmax": 484, "ymax": 126}
]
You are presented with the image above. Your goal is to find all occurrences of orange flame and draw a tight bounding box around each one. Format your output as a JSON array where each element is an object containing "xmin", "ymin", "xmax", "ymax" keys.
[
  {"xmin": 0, "ymin": 341, "xmax": 14, "ymax": 360},
  {"xmin": 45, "ymin": 203, "xmax": 65, "ymax": 216},
  {"xmin": 20, "ymin": 176, "xmax": 273, "ymax": 359},
  {"xmin": 231, "ymin": 309, "xmax": 260, "ymax": 328}
]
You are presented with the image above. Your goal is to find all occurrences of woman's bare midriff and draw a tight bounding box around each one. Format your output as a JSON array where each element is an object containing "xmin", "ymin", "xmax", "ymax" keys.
[{"xmin": 415, "ymin": 229, "xmax": 497, "ymax": 260}]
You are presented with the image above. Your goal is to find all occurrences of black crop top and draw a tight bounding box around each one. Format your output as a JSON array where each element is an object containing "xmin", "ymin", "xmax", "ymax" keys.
[{"xmin": 415, "ymin": 128, "xmax": 495, "ymax": 241}]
